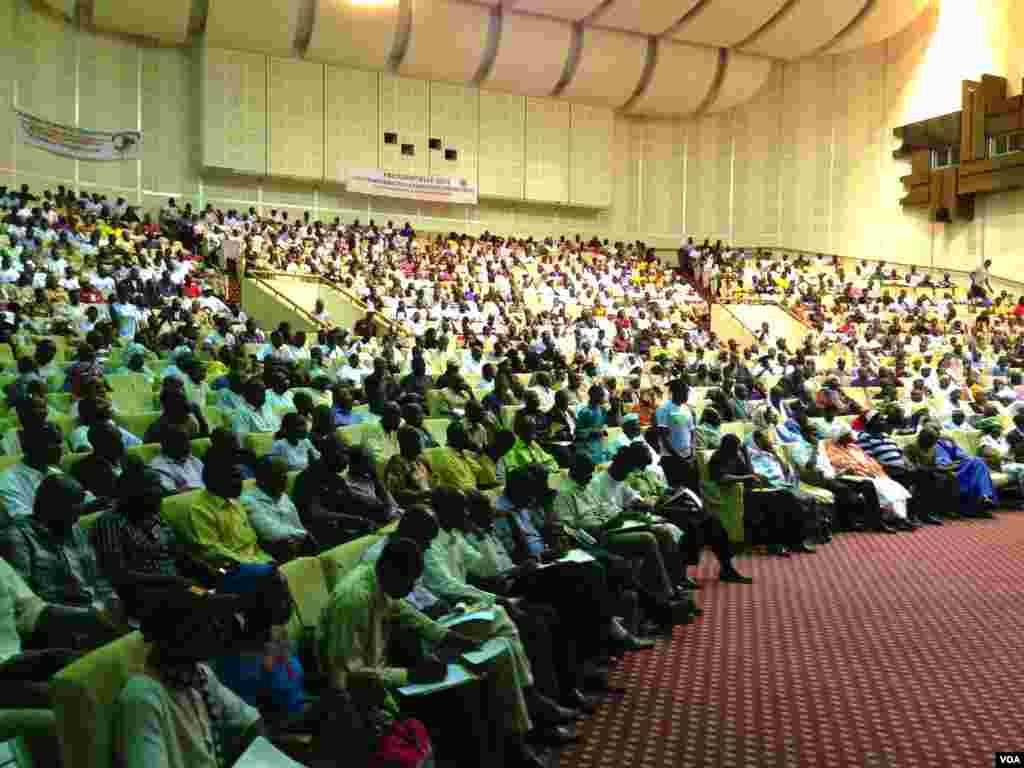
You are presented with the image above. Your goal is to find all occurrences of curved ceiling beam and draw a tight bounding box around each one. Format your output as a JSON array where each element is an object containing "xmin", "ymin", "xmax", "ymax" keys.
[
  {"xmin": 472, "ymin": 4, "xmax": 503, "ymax": 83},
  {"xmin": 508, "ymin": 0, "xmax": 604, "ymax": 22},
  {"xmin": 693, "ymin": 48, "xmax": 727, "ymax": 115},
  {"xmin": 551, "ymin": 22, "xmax": 584, "ymax": 95},
  {"xmin": 813, "ymin": 0, "xmax": 875, "ymax": 56},
  {"xmin": 618, "ymin": 36, "xmax": 657, "ymax": 113},
  {"xmin": 388, "ymin": 0, "xmax": 413, "ymax": 70},
  {"xmin": 704, "ymin": 53, "xmax": 775, "ymax": 113},
  {"xmin": 293, "ymin": 0, "xmax": 316, "ymax": 56}
]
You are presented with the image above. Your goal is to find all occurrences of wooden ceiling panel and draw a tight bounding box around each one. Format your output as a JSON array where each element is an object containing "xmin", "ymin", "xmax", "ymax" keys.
[
  {"xmin": 559, "ymin": 27, "xmax": 647, "ymax": 109},
  {"xmin": 400, "ymin": 0, "xmax": 490, "ymax": 83},
  {"xmin": 508, "ymin": 0, "xmax": 603, "ymax": 22},
  {"xmin": 206, "ymin": 0, "xmax": 301, "ymax": 57},
  {"xmin": 671, "ymin": 0, "xmax": 788, "ymax": 48},
  {"xmin": 826, "ymin": 0, "xmax": 932, "ymax": 54},
  {"xmin": 739, "ymin": 0, "xmax": 869, "ymax": 59},
  {"xmin": 93, "ymin": 0, "xmax": 191, "ymax": 43},
  {"xmin": 705, "ymin": 53, "xmax": 774, "ymax": 113},
  {"xmin": 306, "ymin": 0, "xmax": 401, "ymax": 71},
  {"xmin": 485, "ymin": 12, "xmax": 572, "ymax": 96},
  {"xmin": 592, "ymin": 0, "xmax": 703, "ymax": 36},
  {"xmin": 627, "ymin": 40, "xmax": 718, "ymax": 117}
]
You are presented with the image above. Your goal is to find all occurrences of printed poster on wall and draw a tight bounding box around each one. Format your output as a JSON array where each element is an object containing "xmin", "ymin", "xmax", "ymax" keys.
[
  {"xmin": 14, "ymin": 108, "xmax": 142, "ymax": 161},
  {"xmin": 347, "ymin": 168, "xmax": 478, "ymax": 205}
]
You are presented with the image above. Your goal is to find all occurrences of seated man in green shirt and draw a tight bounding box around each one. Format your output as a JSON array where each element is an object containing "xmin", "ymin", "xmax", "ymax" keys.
[
  {"xmin": 318, "ymin": 537, "xmax": 549, "ymax": 768},
  {"xmin": 184, "ymin": 462, "xmax": 273, "ymax": 569},
  {"xmin": 504, "ymin": 411, "xmax": 560, "ymax": 476}
]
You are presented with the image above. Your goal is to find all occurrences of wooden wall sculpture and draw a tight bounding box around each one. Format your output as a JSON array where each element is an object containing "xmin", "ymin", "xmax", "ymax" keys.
[{"xmin": 895, "ymin": 74, "xmax": 1024, "ymax": 222}]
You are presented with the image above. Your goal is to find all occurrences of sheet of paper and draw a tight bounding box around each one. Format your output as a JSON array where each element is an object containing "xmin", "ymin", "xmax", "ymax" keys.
[
  {"xmin": 461, "ymin": 637, "xmax": 509, "ymax": 666},
  {"xmin": 437, "ymin": 609, "xmax": 495, "ymax": 629},
  {"xmin": 557, "ymin": 548, "xmax": 596, "ymax": 565},
  {"xmin": 397, "ymin": 663, "xmax": 474, "ymax": 697},
  {"xmin": 610, "ymin": 521, "xmax": 651, "ymax": 533},
  {"xmin": 234, "ymin": 737, "xmax": 307, "ymax": 768}
]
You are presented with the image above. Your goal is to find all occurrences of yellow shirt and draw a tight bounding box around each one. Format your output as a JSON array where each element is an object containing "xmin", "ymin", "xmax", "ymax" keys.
[{"xmin": 185, "ymin": 491, "xmax": 272, "ymax": 566}]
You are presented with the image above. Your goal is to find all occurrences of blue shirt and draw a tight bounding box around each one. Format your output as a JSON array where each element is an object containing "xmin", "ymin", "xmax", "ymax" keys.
[
  {"xmin": 492, "ymin": 494, "xmax": 545, "ymax": 556},
  {"xmin": 333, "ymin": 409, "xmax": 366, "ymax": 427},
  {"xmin": 655, "ymin": 400, "xmax": 695, "ymax": 456},
  {"xmin": 213, "ymin": 653, "xmax": 306, "ymax": 715}
]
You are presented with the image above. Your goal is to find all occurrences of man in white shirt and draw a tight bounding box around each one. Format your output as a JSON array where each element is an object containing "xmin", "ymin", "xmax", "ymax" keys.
[
  {"xmin": 149, "ymin": 429, "xmax": 205, "ymax": 494},
  {"xmin": 0, "ymin": 424, "xmax": 65, "ymax": 526},
  {"xmin": 240, "ymin": 457, "xmax": 313, "ymax": 560}
]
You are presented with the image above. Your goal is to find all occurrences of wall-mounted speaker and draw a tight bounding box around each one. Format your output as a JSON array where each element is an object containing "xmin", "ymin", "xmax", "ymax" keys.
[
  {"xmin": 383, "ymin": 132, "xmax": 397, "ymax": 145},
  {"xmin": 401, "ymin": 144, "xmax": 415, "ymax": 156}
]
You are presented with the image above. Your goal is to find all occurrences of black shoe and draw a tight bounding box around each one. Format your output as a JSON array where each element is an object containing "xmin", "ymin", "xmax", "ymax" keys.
[
  {"xmin": 906, "ymin": 517, "xmax": 925, "ymax": 529},
  {"xmin": 794, "ymin": 542, "xmax": 817, "ymax": 554},
  {"xmin": 720, "ymin": 569, "xmax": 754, "ymax": 584},
  {"xmin": 530, "ymin": 694, "xmax": 580, "ymax": 726},
  {"xmin": 894, "ymin": 518, "xmax": 916, "ymax": 531},
  {"xmin": 920, "ymin": 514, "xmax": 943, "ymax": 525},
  {"xmin": 847, "ymin": 521, "xmax": 866, "ymax": 532},
  {"xmin": 562, "ymin": 688, "xmax": 601, "ymax": 714},
  {"xmin": 679, "ymin": 576, "xmax": 700, "ymax": 590},
  {"xmin": 768, "ymin": 544, "xmax": 790, "ymax": 557},
  {"xmin": 510, "ymin": 743, "xmax": 552, "ymax": 768},
  {"xmin": 530, "ymin": 724, "xmax": 579, "ymax": 747},
  {"xmin": 874, "ymin": 522, "xmax": 899, "ymax": 533}
]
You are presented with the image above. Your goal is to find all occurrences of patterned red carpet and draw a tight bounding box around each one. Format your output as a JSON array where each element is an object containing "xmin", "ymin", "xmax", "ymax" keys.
[{"xmin": 560, "ymin": 515, "xmax": 1024, "ymax": 768}]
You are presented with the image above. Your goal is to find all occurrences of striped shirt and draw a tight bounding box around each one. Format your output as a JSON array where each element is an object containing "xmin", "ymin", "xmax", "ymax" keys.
[{"xmin": 855, "ymin": 432, "xmax": 908, "ymax": 470}]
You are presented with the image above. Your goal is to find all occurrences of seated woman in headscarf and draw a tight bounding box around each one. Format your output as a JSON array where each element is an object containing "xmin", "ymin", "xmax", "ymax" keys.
[
  {"xmin": 693, "ymin": 407, "xmax": 723, "ymax": 451},
  {"xmin": 904, "ymin": 422, "xmax": 996, "ymax": 518},
  {"xmin": 705, "ymin": 430, "xmax": 815, "ymax": 557},
  {"xmin": 977, "ymin": 416, "xmax": 1024, "ymax": 494}
]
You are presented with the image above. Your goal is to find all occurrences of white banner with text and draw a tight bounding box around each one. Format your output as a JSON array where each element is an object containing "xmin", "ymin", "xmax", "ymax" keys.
[
  {"xmin": 15, "ymin": 109, "xmax": 142, "ymax": 161},
  {"xmin": 347, "ymin": 168, "xmax": 478, "ymax": 205}
]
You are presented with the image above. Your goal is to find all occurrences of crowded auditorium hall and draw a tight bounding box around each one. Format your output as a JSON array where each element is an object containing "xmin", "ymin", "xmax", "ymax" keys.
[{"xmin": 1, "ymin": 0, "xmax": 1024, "ymax": 767}]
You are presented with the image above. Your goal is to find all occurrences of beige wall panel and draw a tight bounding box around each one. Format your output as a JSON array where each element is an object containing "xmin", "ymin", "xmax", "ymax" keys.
[
  {"xmin": 640, "ymin": 120, "xmax": 685, "ymax": 237},
  {"xmin": 92, "ymin": 0, "xmax": 191, "ymax": 44},
  {"xmin": 672, "ymin": 0, "xmax": 788, "ymax": 48},
  {"xmin": 201, "ymin": 46, "xmax": 268, "ymax": 175},
  {"xmin": 485, "ymin": 13, "xmax": 571, "ymax": 97},
  {"xmin": 268, "ymin": 57, "xmax": 324, "ymax": 181},
  {"xmin": 524, "ymin": 96, "xmax": 570, "ymax": 204},
  {"xmin": 827, "ymin": 0, "xmax": 931, "ymax": 55},
  {"xmin": 325, "ymin": 66, "xmax": 379, "ymax": 185},
  {"xmin": 427, "ymin": 82, "xmax": 478, "ymax": 183},
  {"xmin": 509, "ymin": 0, "xmax": 602, "ymax": 21},
  {"xmin": 627, "ymin": 41, "xmax": 717, "ymax": 118},
  {"xmin": 379, "ymin": 74, "xmax": 429, "ymax": 175},
  {"xmin": 705, "ymin": 54, "xmax": 774, "ymax": 114},
  {"xmin": 831, "ymin": 44, "xmax": 885, "ymax": 261},
  {"xmin": 981, "ymin": 191, "xmax": 1024, "ymax": 280},
  {"xmin": 307, "ymin": 0, "xmax": 400, "ymax": 71},
  {"xmin": 594, "ymin": 0, "xmax": 701, "ymax": 36},
  {"xmin": 261, "ymin": 180, "xmax": 315, "ymax": 211},
  {"xmin": 400, "ymin": 0, "xmax": 489, "ymax": 84},
  {"xmin": 608, "ymin": 116, "xmax": 641, "ymax": 236},
  {"xmin": 777, "ymin": 57, "xmax": 833, "ymax": 252},
  {"xmin": 0, "ymin": 0, "xmax": 14, "ymax": 175},
  {"xmin": 731, "ymin": 67, "xmax": 782, "ymax": 247},
  {"xmin": 78, "ymin": 33, "xmax": 140, "ymax": 192},
  {"xmin": 478, "ymin": 89, "xmax": 525, "ymax": 199},
  {"xmin": 568, "ymin": 103, "xmax": 612, "ymax": 208},
  {"xmin": 741, "ymin": 0, "xmax": 871, "ymax": 60},
  {"xmin": 206, "ymin": 0, "xmax": 299, "ymax": 58},
  {"xmin": 559, "ymin": 28, "xmax": 646, "ymax": 109},
  {"xmin": 14, "ymin": 2, "xmax": 75, "ymax": 183},
  {"xmin": 142, "ymin": 47, "xmax": 200, "ymax": 196},
  {"xmin": 683, "ymin": 114, "xmax": 731, "ymax": 242}
]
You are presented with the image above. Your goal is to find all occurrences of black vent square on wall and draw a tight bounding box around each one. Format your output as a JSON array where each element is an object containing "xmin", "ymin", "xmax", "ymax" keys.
[
  {"xmin": 401, "ymin": 144, "xmax": 415, "ymax": 156},
  {"xmin": 383, "ymin": 132, "xmax": 397, "ymax": 145},
  {"xmin": 444, "ymin": 149, "xmax": 457, "ymax": 161},
  {"xmin": 429, "ymin": 138, "xmax": 442, "ymax": 150}
]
